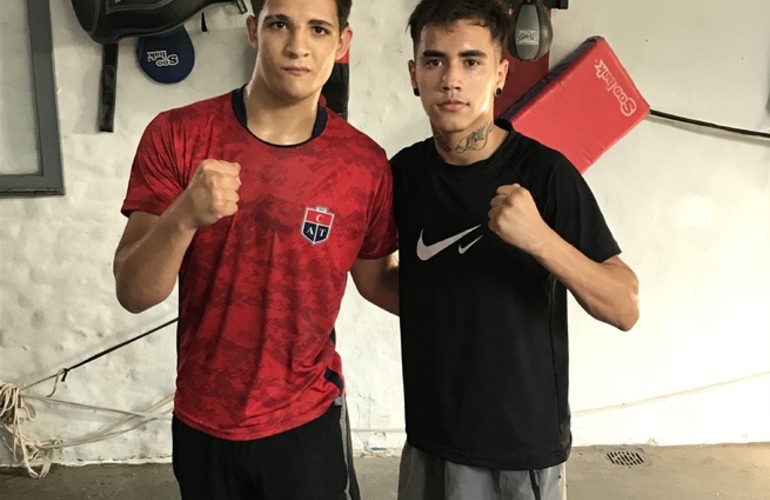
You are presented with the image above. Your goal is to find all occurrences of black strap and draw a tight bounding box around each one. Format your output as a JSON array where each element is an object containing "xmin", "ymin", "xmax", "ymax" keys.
[
  {"xmin": 233, "ymin": 0, "xmax": 248, "ymax": 14},
  {"xmin": 529, "ymin": 469, "xmax": 542, "ymax": 500},
  {"xmin": 61, "ymin": 318, "xmax": 179, "ymax": 382},
  {"xmin": 98, "ymin": 42, "xmax": 119, "ymax": 132}
]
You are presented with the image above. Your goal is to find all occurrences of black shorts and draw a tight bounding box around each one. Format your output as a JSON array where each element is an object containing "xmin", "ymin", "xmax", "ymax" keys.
[{"xmin": 172, "ymin": 399, "xmax": 360, "ymax": 500}]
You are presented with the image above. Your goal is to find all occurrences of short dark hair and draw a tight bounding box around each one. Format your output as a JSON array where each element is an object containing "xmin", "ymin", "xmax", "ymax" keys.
[
  {"xmin": 408, "ymin": 0, "xmax": 510, "ymax": 50},
  {"xmin": 250, "ymin": 0, "xmax": 352, "ymax": 29}
]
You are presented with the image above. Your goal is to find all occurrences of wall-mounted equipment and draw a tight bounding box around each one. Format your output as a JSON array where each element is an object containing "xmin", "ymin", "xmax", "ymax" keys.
[{"xmin": 508, "ymin": 0, "xmax": 555, "ymax": 61}]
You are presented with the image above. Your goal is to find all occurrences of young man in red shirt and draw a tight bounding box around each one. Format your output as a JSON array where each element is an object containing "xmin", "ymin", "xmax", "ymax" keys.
[{"xmin": 113, "ymin": 0, "xmax": 398, "ymax": 498}]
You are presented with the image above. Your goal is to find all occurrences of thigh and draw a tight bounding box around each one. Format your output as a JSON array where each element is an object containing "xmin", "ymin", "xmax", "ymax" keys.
[
  {"xmin": 172, "ymin": 416, "xmax": 255, "ymax": 500},
  {"xmin": 490, "ymin": 463, "xmax": 567, "ymax": 500},
  {"xmin": 529, "ymin": 463, "xmax": 567, "ymax": 500},
  {"xmin": 256, "ymin": 402, "xmax": 350, "ymax": 500},
  {"xmin": 397, "ymin": 442, "xmax": 446, "ymax": 500},
  {"xmin": 398, "ymin": 441, "xmax": 567, "ymax": 500},
  {"xmin": 339, "ymin": 395, "xmax": 362, "ymax": 500},
  {"xmin": 172, "ymin": 415, "xmax": 210, "ymax": 500},
  {"xmin": 398, "ymin": 444, "xmax": 512, "ymax": 500}
]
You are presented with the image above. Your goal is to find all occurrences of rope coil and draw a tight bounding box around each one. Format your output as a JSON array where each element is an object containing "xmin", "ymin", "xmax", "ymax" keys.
[
  {"xmin": 0, "ymin": 319, "xmax": 178, "ymax": 478},
  {"xmin": 0, "ymin": 379, "xmax": 61, "ymax": 478},
  {"xmin": 1, "ymin": 375, "xmax": 174, "ymax": 478}
]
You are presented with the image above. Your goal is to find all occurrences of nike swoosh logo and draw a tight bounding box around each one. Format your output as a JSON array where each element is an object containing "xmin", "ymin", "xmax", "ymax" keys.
[
  {"xmin": 458, "ymin": 235, "xmax": 483, "ymax": 254},
  {"xmin": 417, "ymin": 225, "xmax": 481, "ymax": 261}
]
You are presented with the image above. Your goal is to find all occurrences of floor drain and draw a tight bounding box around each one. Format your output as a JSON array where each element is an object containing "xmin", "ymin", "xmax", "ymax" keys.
[{"xmin": 606, "ymin": 450, "xmax": 646, "ymax": 467}]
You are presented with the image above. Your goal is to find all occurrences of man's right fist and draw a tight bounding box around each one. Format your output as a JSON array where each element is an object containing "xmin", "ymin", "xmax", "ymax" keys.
[{"xmin": 181, "ymin": 159, "xmax": 241, "ymax": 228}]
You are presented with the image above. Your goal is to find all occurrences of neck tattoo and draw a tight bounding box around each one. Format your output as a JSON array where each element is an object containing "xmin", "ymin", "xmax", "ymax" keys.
[
  {"xmin": 455, "ymin": 123, "xmax": 494, "ymax": 154},
  {"xmin": 434, "ymin": 133, "xmax": 453, "ymax": 154},
  {"xmin": 435, "ymin": 123, "xmax": 495, "ymax": 156}
]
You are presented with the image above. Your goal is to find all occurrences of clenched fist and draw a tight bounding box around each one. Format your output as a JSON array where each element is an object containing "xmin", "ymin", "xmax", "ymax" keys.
[
  {"xmin": 180, "ymin": 159, "xmax": 241, "ymax": 229},
  {"xmin": 488, "ymin": 183, "xmax": 550, "ymax": 254}
]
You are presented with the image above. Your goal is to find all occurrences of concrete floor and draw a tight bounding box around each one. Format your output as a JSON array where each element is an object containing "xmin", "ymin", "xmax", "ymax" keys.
[{"xmin": 1, "ymin": 444, "xmax": 768, "ymax": 499}]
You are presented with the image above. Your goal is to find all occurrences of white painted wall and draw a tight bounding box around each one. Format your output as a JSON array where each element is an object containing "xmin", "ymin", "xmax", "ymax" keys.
[{"xmin": 1, "ymin": 0, "xmax": 768, "ymax": 466}]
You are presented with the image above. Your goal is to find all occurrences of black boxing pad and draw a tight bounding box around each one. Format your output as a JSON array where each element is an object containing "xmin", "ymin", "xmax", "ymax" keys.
[{"xmin": 322, "ymin": 49, "xmax": 350, "ymax": 120}]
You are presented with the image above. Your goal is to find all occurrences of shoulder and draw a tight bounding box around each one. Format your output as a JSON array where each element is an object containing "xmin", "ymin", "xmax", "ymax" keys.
[
  {"xmin": 510, "ymin": 132, "xmax": 572, "ymax": 170},
  {"xmin": 325, "ymin": 112, "xmax": 380, "ymax": 150},
  {"xmin": 507, "ymin": 131, "xmax": 580, "ymax": 185},
  {"xmin": 139, "ymin": 91, "xmax": 234, "ymax": 150},
  {"xmin": 389, "ymin": 138, "xmax": 433, "ymax": 173},
  {"xmin": 161, "ymin": 91, "xmax": 232, "ymax": 125},
  {"xmin": 322, "ymin": 112, "xmax": 389, "ymax": 167}
]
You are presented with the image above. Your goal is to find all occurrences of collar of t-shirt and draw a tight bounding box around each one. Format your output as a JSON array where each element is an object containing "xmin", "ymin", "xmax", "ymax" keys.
[
  {"xmin": 430, "ymin": 118, "xmax": 520, "ymax": 181},
  {"xmin": 231, "ymin": 85, "xmax": 328, "ymax": 146}
]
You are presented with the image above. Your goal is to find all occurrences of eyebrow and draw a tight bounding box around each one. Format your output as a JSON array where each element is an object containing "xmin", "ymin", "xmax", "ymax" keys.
[
  {"xmin": 309, "ymin": 19, "xmax": 335, "ymax": 29},
  {"xmin": 264, "ymin": 14, "xmax": 335, "ymax": 30},
  {"xmin": 421, "ymin": 49, "xmax": 489, "ymax": 59}
]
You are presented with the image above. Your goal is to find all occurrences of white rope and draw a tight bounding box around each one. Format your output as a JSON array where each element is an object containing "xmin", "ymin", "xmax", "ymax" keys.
[
  {"xmin": 23, "ymin": 394, "xmax": 174, "ymax": 420},
  {"xmin": 0, "ymin": 380, "xmax": 59, "ymax": 478},
  {"xmin": 0, "ymin": 374, "xmax": 173, "ymax": 479}
]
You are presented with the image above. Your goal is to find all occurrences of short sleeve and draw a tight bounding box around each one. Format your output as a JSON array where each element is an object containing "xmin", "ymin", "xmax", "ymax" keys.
[
  {"xmin": 546, "ymin": 155, "xmax": 621, "ymax": 263},
  {"xmin": 357, "ymin": 155, "xmax": 398, "ymax": 260},
  {"xmin": 121, "ymin": 112, "xmax": 184, "ymax": 217}
]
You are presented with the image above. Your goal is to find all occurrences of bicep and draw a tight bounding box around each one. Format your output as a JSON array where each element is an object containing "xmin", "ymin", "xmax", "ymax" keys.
[
  {"xmin": 350, "ymin": 253, "xmax": 399, "ymax": 315},
  {"xmin": 546, "ymin": 158, "xmax": 619, "ymax": 262},
  {"xmin": 350, "ymin": 253, "xmax": 398, "ymax": 291}
]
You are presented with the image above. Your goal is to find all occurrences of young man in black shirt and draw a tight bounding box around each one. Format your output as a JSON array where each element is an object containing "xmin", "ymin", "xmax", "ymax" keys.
[{"xmin": 391, "ymin": 1, "xmax": 639, "ymax": 498}]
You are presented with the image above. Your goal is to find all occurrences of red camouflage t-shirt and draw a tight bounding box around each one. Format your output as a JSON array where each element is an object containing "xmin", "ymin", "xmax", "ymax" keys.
[{"xmin": 122, "ymin": 90, "xmax": 397, "ymax": 440}]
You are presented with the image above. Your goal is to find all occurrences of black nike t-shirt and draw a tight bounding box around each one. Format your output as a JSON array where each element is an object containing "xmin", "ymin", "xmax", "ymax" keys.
[{"xmin": 390, "ymin": 121, "xmax": 620, "ymax": 470}]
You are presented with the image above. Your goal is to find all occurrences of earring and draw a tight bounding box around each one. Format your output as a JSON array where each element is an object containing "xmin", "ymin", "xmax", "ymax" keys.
[
  {"xmin": 413, "ymin": 88, "xmax": 420, "ymax": 97},
  {"xmin": 495, "ymin": 88, "xmax": 503, "ymax": 97}
]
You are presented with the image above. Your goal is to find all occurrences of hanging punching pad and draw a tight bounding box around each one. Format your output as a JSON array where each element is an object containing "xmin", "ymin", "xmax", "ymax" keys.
[
  {"xmin": 503, "ymin": 37, "xmax": 650, "ymax": 173},
  {"xmin": 508, "ymin": 0, "xmax": 553, "ymax": 61}
]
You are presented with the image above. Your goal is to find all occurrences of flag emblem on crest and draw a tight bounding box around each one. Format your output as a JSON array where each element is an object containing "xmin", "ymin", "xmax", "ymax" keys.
[{"xmin": 302, "ymin": 206, "xmax": 335, "ymax": 244}]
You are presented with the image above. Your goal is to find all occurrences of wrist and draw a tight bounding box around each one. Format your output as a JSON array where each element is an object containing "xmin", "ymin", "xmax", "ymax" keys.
[
  {"xmin": 164, "ymin": 193, "xmax": 200, "ymax": 234},
  {"xmin": 527, "ymin": 223, "xmax": 559, "ymax": 260}
]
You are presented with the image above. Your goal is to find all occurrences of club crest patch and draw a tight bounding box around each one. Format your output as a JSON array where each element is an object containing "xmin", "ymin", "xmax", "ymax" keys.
[{"xmin": 302, "ymin": 206, "xmax": 335, "ymax": 244}]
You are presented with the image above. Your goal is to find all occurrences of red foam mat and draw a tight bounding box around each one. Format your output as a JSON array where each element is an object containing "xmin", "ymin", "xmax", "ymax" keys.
[
  {"xmin": 494, "ymin": 50, "xmax": 550, "ymax": 119},
  {"xmin": 503, "ymin": 36, "xmax": 649, "ymax": 173}
]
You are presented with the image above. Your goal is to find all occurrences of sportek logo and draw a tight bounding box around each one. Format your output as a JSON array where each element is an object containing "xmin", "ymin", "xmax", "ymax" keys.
[
  {"xmin": 146, "ymin": 50, "xmax": 179, "ymax": 67},
  {"xmin": 302, "ymin": 206, "xmax": 335, "ymax": 245},
  {"xmin": 594, "ymin": 59, "xmax": 637, "ymax": 117},
  {"xmin": 417, "ymin": 225, "xmax": 482, "ymax": 261}
]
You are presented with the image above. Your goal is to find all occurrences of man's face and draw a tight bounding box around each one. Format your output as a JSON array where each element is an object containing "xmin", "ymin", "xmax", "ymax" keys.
[
  {"xmin": 248, "ymin": 0, "xmax": 351, "ymax": 103},
  {"xmin": 410, "ymin": 20, "xmax": 508, "ymax": 136}
]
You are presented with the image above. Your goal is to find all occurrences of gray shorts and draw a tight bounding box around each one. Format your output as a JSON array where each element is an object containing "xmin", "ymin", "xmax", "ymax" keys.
[{"xmin": 398, "ymin": 442, "xmax": 567, "ymax": 500}]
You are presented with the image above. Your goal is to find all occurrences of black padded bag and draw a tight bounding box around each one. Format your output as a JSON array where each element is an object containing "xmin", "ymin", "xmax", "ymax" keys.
[
  {"xmin": 70, "ymin": 0, "xmax": 246, "ymax": 131},
  {"xmin": 71, "ymin": 0, "xmax": 242, "ymax": 45}
]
